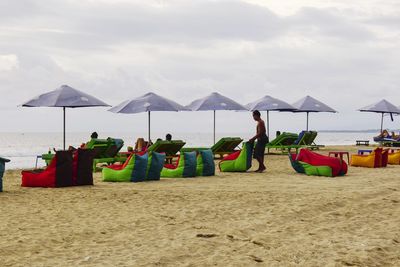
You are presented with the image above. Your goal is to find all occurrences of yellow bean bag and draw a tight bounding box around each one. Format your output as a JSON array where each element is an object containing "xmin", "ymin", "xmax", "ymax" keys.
[
  {"xmin": 388, "ymin": 151, "xmax": 400, "ymax": 165},
  {"xmin": 351, "ymin": 148, "xmax": 382, "ymax": 168}
]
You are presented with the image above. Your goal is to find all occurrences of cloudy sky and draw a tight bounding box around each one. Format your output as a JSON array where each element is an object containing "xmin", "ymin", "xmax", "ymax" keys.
[{"xmin": 1, "ymin": 0, "xmax": 400, "ymax": 137}]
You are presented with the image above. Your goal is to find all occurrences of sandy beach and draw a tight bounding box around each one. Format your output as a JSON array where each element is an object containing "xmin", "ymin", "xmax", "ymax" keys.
[{"xmin": 0, "ymin": 146, "xmax": 399, "ymax": 266}]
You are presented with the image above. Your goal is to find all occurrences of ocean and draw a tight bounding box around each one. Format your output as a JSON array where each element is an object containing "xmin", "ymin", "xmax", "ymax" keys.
[{"xmin": 0, "ymin": 131, "xmax": 375, "ymax": 169}]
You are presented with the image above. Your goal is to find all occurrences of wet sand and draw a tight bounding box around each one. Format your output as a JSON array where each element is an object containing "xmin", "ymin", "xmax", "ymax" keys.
[{"xmin": 0, "ymin": 146, "xmax": 399, "ymax": 266}]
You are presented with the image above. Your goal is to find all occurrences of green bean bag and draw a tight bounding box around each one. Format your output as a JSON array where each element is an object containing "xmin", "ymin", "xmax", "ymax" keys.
[
  {"xmin": 146, "ymin": 152, "xmax": 166, "ymax": 181},
  {"xmin": 196, "ymin": 149, "xmax": 215, "ymax": 176},
  {"xmin": 219, "ymin": 142, "xmax": 253, "ymax": 172},
  {"xmin": 300, "ymin": 161, "xmax": 333, "ymax": 177},
  {"xmin": 102, "ymin": 152, "xmax": 165, "ymax": 182},
  {"xmin": 0, "ymin": 157, "xmax": 10, "ymax": 192},
  {"xmin": 161, "ymin": 151, "xmax": 197, "ymax": 178}
]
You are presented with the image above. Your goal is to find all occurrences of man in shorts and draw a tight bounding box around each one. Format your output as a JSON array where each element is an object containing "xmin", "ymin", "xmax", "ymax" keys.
[{"xmin": 249, "ymin": 110, "xmax": 268, "ymax": 172}]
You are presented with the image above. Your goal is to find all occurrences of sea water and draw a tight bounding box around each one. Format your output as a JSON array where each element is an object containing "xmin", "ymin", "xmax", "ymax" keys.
[{"xmin": 0, "ymin": 131, "xmax": 375, "ymax": 169}]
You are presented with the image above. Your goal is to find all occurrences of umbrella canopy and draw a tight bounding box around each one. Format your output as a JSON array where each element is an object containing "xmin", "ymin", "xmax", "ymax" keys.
[
  {"xmin": 292, "ymin": 95, "xmax": 337, "ymax": 131},
  {"xmin": 109, "ymin": 92, "xmax": 187, "ymax": 141},
  {"xmin": 359, "ymin": 99, "xmax": 400, "ymax": 132},
  {"xmin": 185, "ymin": 92, "xmax": 247, "ymax": 144},
  {"xmin": 22, "ymin": 85, "xmax": 109, "ymax": 108},
  {"xmin": 245, "ymin": 95, "xmax": 296, "ymax": 137},
  {"xmin": 22, "ymin": 85, "xmax": 110, "ymax": 149}
]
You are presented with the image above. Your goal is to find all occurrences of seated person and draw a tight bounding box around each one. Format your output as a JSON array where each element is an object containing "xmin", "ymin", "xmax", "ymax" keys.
[
  {"xmin": 377, "ymin": 129, "xmax": 391, "ymax": 139},
  {"xmin": 56, "ymin": 132, "xmax": 98, "ymax": 152},
  {"xmin": 134, "ymin": 138, "xmax": 148, "ymax": 152},
  {"xmin": 79, "ymin": 131, "xmax": 99, "ymax": 149},
  {"xmin": 91, "ymin": 132, "xmax": 98, "ymax": 139},
  {"xmin": 166, "ymin": 133, "xmax": 172, "ymax": 141},
  {"xmin": 391, "ymin": 132, "xmax": 400, "ymax": 140}
]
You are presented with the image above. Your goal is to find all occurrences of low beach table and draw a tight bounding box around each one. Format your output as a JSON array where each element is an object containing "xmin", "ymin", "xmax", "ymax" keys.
[
  {"xmin": 328, "ymin": 151, "xmax": 350, "ymax": 164},
  {"xmin": 356, "ymin": 140, "xmax": 369, "ymax": 146},
  {"xmin": 358, "ymin": 149, "xmax": 372, "ymax": 155}
]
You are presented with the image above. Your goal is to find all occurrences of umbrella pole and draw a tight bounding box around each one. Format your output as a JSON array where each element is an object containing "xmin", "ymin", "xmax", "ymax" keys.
[
  {"xmin": 380, "ymin": 113, "xmax": 384, "ymax": 133},
  {"xmin": 148, "ymin": 111, "xmax": 151, "ymax": 142},
  {"xmin": 266, "ymin": 111, "xmax": 270, "ymax": 138},
  {"xmin": 306, "ymin": 112, "xmax": 309, "ymax": 131},
  {"xmin": 213, "ymin": 110, "xmax": 216, "ymax": 145},
  {"xmin": 63, "ymin": 107, "xmax": 66, "ymax": 150}
]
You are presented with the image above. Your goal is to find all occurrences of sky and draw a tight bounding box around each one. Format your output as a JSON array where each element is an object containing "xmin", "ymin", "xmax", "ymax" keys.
[{"xmin": 1, "ymin": 0, "xmax": 400, "ymax": 137}]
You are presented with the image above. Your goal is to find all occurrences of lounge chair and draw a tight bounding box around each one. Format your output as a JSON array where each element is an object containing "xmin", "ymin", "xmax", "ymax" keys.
[
  {"xmin": 146, "ymin": 139, "xmax": 186, "ymax": 164},
  {"xmin": 147, "ymin": 140, "xmax": 186, "ymax": 156},
  {"xmin": 181, "ymin": 137, "xmax": 243, "ymax": 159},
  {"xmin": 22, "ymin": 149, "xmax": 94, "ymax": 187},
  {"xmin": 0, "ymin": 156, "xmax": 10, "ymax": 192},
  {"xmin": 41, "ymin": 137, "xmax": 126, "ymax": 172},
  {"xmin": 289, "ymin": 149, "xmax": 347, "ymax": 177},
  {"xmin": 267, "ymin": 131, "xmax": 324, "ymax": 154},
  {"xmin": 266, "ymin": 132, "xmax": 299, "ymax": 153},
  {"xmin": 92, "ymin": 138, "xmax": 126, "ymax": 172},
  {"xmin": 219, "ymin": 142, "xmax": 253, "ymax": 172},
  {"xmin": 374, "ymin": 137, "xmax": 400, "ymax": 147}
]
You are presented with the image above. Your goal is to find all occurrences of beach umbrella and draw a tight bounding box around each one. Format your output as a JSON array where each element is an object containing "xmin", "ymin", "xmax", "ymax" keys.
[
  {"xmin": 245, "ymin": 95, "xmax": 296, "ymax": 138},
  {"xmin": 22, "ymin": 85, "xmax": 110, "ymax": 150},
  {"xmin": 359, "ymin": 99, "xmax": 400, "ymax": 132},
  {"xmin": 109, "ymin": 92, "xmax": 186, "ymax": 142},
  {"xmin": 292, "ymin": 95, "xmax": 337, "ymax": 131},
  {"xmin": 185, "ymin": 92, "xmax": 247, "ymax": 144}
]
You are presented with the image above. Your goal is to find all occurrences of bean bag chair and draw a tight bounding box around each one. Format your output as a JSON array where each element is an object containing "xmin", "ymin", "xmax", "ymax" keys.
[
  {"xmin": 0, "ymin": 157, "xmax": 10, "ymax": 192},
  {"xmin": 219, "ymin": 142, "xmax": 253, "ymax": 172},
  {"xmin": 388, "ymin": 150, "xmax": 400, "ymax": 165},
  {"xmin": 196, "ymin": 149, "xmax": 215, "ymax": 176},
  {"xmin": 103, "ymin": 153, "xmax": 147, "ymax": 182},
  {"xmin": 161, "ymin": 151, "xmax": 197, "ymax": 178},
  {"xmin": 102, "ymin": 152, "xmax": 165, "ymax": 182},
  {"xmin": 22, "ymin": 149, "xmax": 94, "ymax": 187},
  {"xmin": 146, "ymin": 152, "xmax": 166, "ymax": 181},
  {"xmin": 381, "ymin": 149, "xmax": 389, "ymax": 167},
  {"xmin": 351, "ymin": 148, "xmax": 383, "ymax": 168},
  {"xmin": 289, "ymin": 149, "xmax": 347, "ymax": 177}
]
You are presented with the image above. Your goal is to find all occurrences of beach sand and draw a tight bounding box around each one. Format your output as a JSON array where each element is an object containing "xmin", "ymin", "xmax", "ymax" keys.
[{"xmin": 0, "ymin": 146, "xmax": 399, "ymax": 266}]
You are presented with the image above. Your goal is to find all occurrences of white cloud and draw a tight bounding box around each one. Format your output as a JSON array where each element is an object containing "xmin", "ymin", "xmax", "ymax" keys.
[
  {"xmin": 0, "ymin": 54, "xmax": 18, "ymax": 71},
  {"xmin": 0, "ymin": 0, "xmax": 400, "ymax": 133}
]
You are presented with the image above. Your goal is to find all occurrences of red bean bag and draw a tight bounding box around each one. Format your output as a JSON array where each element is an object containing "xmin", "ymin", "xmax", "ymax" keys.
[{"xmin": 292, "ymin": 149, "xmax": 348, "ymax": 177}]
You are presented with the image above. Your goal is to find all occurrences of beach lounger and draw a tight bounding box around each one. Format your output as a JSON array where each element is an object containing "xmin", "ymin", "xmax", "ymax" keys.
[
  {"xmin": 0, "ymin": 156, "xmax": 10, "ymax": 192},
  {"xmin": 92, "ymin": 138, "xmax": 126, "ymax": 171},
  {"xmin": 146, "ymin": 139, "xmax": 186, "ymax": 163},
  {"xmin": 266, "ymin": 131, "xmax": 308, "ymax": 154},
  {"xmin": 267, "ymin": 131, "xmax": 324, "ymax": 154},
  {"xmin": 266, "ymin": 132, "xmax": 299, "ymax": 153},
  {"xmin": 41, "ymin": 138, "xmax": 127, "ymax": 172},
  {"xmin": 181, "ymin": 137, "xmax": 243, "ymax": 159},
  {"xmin": 22, "ymin": 149, "xmax": 94, "ymax": 187},
  {"xmin": 219, "ymin": 142, "xmax": 253, "ymax": 172}
]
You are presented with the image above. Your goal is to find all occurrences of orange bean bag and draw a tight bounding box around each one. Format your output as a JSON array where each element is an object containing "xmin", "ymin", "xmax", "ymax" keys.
[
  {"xmin": 351, "ymin": 148, "xmax": 383, "ymax": 168},
  {"xmin": 388, "ymin": 151, "xmax": 400, "ymax": 165}
]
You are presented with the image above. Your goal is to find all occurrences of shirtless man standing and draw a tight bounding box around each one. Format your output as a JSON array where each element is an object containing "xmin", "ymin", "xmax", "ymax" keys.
[{"xmin": 249, "ymin": 110, "xmax": 268, "ymax": 172}]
